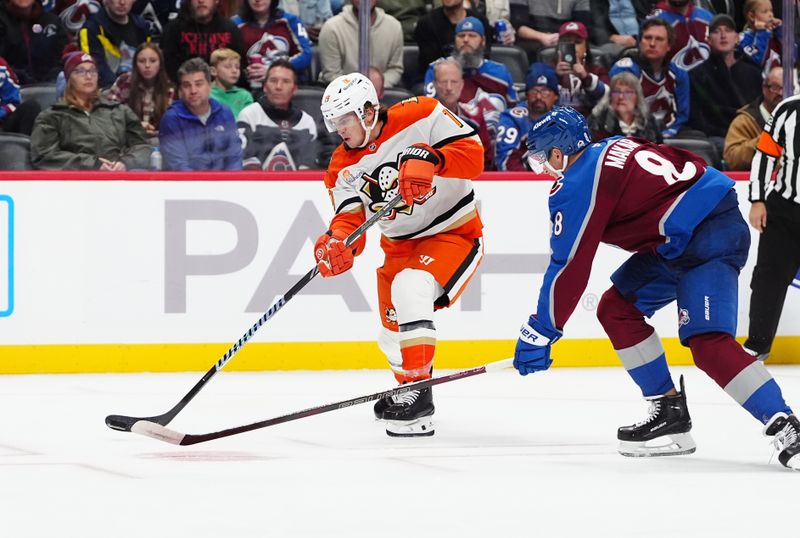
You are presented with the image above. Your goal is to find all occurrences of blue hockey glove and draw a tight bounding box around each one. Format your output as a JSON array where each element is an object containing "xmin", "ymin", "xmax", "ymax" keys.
[{"xmin": 514, "ymin": 315, "xmax": 559, "ymax": 376}]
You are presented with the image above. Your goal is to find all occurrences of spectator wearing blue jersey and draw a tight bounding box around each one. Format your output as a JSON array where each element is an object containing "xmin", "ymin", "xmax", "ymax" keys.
[
  {"xmin": 159, "ymin": 58, "xmax": 242, "ymax": 170},
  {"xmin": 495, "ymin": 62, "xmax": 560, "ymax": 171},
  {"xmin": 0, "ymin": 56, "xmax": 41, "ymax": 135},
  {"xmin": 424, "ymin": 16, "xmax": 517, "ymax": 122},
  {"xmin": 609, "ymin": 18, "xmax": 689, "ymax": 138},
  {"xmin": 738, "ymin": 0, "xmax": 791, "ymax": 78}
]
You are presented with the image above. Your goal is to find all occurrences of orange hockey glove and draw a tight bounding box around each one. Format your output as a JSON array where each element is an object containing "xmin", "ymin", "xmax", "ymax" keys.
[
  {"xmin": 398, "ymin": 143, "xmax": 442, "ymax": 205},
  {"xmin": 313, "ymin": 230, "xmax": 354, "ymax": 277}
]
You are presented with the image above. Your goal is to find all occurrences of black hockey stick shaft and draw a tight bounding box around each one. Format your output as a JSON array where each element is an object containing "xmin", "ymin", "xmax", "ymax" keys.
[
  {"xmin": 106, "ymin": 195, "xmax": 403, "ymax": 432},
  {"xmin": 131, "ymin": 358, "xmax": 514, "ymax": 445}
]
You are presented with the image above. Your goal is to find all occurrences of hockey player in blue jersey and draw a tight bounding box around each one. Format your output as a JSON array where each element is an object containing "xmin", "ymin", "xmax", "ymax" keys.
[{"xmin": 513, "ymin": 105, "xmax": 800, "ymax": 469}]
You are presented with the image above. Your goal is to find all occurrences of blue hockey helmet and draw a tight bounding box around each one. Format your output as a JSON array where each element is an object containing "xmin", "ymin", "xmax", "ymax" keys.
[{"xmin": 525, "ymin": 106, "xmax": 591, "ymax": 174}]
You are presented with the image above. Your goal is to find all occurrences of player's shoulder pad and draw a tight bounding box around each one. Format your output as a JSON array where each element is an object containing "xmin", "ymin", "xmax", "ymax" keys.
[
  {"xmin": 385, "ymin": 95, "xmax": 439, "ymax": 126},
  {"xmin": 324, "ymin": 145, "xmax": 351, "ymax": 188}
]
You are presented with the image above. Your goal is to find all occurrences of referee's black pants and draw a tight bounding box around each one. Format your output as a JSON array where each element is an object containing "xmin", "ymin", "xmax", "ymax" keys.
[{"xmin": 745, "ymin": 193, "xmax": 800, "ymax": 355}]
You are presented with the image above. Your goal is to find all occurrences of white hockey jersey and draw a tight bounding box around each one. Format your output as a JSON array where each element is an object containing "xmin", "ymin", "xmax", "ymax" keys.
[{"xmin": 324, "ymin": 96, "xmax": 484, "ymax": 241}]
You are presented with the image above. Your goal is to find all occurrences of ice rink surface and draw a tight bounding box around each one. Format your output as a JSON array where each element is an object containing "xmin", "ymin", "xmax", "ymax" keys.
[{"xmin": 1, "ymin": 365, "xmax": 798, "ymax": 538}]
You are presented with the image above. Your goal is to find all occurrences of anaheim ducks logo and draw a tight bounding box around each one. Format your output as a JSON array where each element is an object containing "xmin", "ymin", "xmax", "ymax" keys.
[{"xmin": 359, "ymin": 162, "xmax": 434, "ymax": 219}]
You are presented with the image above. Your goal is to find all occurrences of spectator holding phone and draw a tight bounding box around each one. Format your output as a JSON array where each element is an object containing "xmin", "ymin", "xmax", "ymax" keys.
[{"xmin": 553, "ymin": 21, "xmax": 608, "ymax": 117}]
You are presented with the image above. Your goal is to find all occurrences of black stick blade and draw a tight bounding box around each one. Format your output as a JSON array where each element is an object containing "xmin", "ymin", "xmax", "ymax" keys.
[{"xmin": 106, "ymin": 414, "xmax": 145, "ymax": 432}]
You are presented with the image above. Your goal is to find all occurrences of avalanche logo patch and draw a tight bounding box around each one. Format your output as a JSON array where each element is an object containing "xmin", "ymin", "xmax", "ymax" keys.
[
  {"xmin": 678, "ymin": 308, "xmax": 690, "ymax": 326},
  {"xmin": 549, "ymin": 179, "xmax": 563, "ymax": 196}
]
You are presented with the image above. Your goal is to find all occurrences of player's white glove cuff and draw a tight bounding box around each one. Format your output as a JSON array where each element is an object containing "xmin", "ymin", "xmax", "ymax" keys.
[{"xmin": 519, "ymin": 322, "xmax": 553, "ymax": 346}]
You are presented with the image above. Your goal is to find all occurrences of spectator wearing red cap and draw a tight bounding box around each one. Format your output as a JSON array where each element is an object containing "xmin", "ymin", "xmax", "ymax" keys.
[
  {"xmin": 509, "ymin": 0, "xmax": 591, "ymax": 63},
  {"xmin": 0, "ymin": 0, "xmax": 68, "ymax": 84},
  {"xmin": 78, "ymin": 0, "xmax": 154, "ymax": 88},
  {"xmin": 31, "ymin": 51, "xmax": 151, "ymax": 170},
  {"xmin": 553, "ymin": 20, "xmax": 609, "ymax": 117}
]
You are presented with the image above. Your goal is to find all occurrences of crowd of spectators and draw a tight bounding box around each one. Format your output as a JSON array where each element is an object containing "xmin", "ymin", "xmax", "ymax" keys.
[{"xmin": 0, "ymin": 0, "xmax": 797, "ymax": 171}]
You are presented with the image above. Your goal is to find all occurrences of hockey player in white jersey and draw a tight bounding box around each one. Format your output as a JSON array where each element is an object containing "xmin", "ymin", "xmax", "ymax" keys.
[{"xmin": 314, "ymin": 72, "xmax": 485, "ymax": 437}]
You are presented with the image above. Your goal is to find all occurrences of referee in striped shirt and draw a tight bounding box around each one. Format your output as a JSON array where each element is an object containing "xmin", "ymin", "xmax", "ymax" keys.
[{"xmin": 745, "ymin": 93, "xmax": 800, "ymax": 361}]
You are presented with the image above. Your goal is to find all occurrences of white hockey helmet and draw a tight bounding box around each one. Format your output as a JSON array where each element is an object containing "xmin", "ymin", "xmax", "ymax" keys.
[{"xmin": 320, "ymin": 72, "xmax": 380, "ymax": 147}]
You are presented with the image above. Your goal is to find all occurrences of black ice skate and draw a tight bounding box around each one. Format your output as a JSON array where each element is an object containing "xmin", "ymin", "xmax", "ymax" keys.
[
  {"xmin": 617, "ymin": 375, "xmax": 696, "ymax": 457},
  {"xmin": 373, "ymin": 394, "xmax": 393, "ymax": 419},
  {"xmin": 764, "ymin": 412, "xmax": 800, "ymax": 470},
  {"xmin": 383, "ymin": 386, "xmax": 435, "ymax": 437}
]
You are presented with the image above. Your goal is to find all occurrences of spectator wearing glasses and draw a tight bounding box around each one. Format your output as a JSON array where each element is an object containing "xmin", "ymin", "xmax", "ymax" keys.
[
  {"xmin": 688, "ymin": 13, "xmax": 762, "ymax": 162},
  {"xmin": 31, "ymin": 52, "xmax": 151, "ymax": 170},
  {"xmin": 588, "ymin": 71, "xmax": 662, "ymax": 142},
  {"xmin": 724, "ymin": 66, "xmax": 784, "ymax": 171},
  {"xmin": 495, "ymin": 62, "xmax": 560, "ymax": 171}
]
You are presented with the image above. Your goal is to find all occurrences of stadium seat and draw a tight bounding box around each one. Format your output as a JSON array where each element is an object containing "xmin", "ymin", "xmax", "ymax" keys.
[
  {"xmin": 663, "ymin": 138, "xmax": 720, "ymax": 167},
  {"xmin": 20, "ymin": 83, "xmax": 58, "ymax": 110},
  {"xmin": 382, "ymin": 87, "xmax": 415, "ymax": 107},
  {"xmin": 309, "ymin": 46, "xmax": 321, "ymax": 83},
  {"xmin": 488, "ymin": 45, "xmax": 530, "ymax": 86},
  {"xmin": 403, "ymin": 44, "xmax": 420, "ymax": 76},
  {"xmin": 617, "ymin": 47, "xmax": 639, "ymax": 62},
  {"xmin": 0, "ymin": 133, "xmax": 33, "ymax": 170},
  {"xmin": 402, "ymin": 44, "xmax": 423, "ymax": 88},
  {"xmin": 293, "ymin": 86, "xmax": 325, "ymax": 125}
]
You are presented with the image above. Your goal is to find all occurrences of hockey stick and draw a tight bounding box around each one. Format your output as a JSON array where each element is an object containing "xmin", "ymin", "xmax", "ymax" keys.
[
  {"xmin": 130, "ymin": 357, "xmax": 514, "ymax": 445},
  {"xmin": 106, "ymin": 195, "xmax": 403, "ymax": 433}
]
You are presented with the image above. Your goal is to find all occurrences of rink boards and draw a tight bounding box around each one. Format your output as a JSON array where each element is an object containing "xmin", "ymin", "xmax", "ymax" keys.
[{"xmin": 0, "ymin": 174, "xmax": 797, "ymax": 373}]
